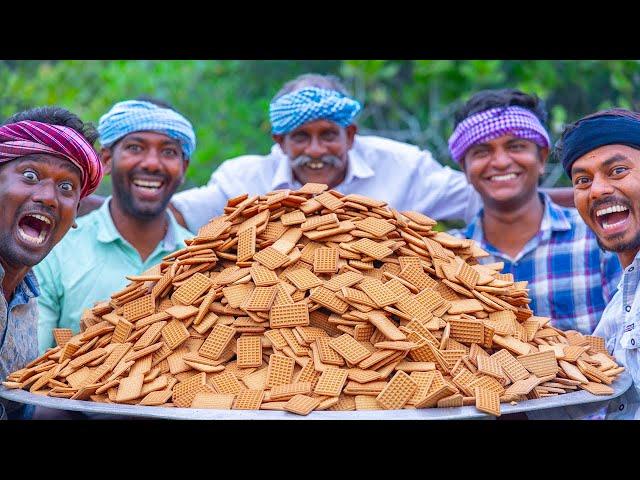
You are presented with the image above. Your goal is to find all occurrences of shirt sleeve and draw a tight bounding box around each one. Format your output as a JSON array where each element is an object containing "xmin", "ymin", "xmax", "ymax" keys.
[
  {"xmin": 409, "ymin": 151, "xmax": 482, "ymax": 223},
  {"xmin": 171, "ymin": 167, "xmax": 232, "ymax": 233},
  {"xmin": 600, "ymin": 250, "xmax": 622, "ymax": 303},
  {"xmin": 33, "ymin": 257, "xmax": 62, "ymax": 355}
]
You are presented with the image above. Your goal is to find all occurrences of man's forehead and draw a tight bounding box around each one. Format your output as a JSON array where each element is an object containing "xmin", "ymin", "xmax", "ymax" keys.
[
  {"xmin": 572, "ymin": 144, "xmax": 640, "ymax": 173},
  {"xmin": 121, "ymin": 131, "xmax": 180, "ymax": 145},
  {"xmin": 13, "ymin": 154, "xmax": 81, "ymax": 176},
  {"xmin": 289, "ymin": 119, "xmax": 343, "ymax": 134},
  {"xmin": 470, "ymin": 134, "xmax": 532, "ymax": 148}
]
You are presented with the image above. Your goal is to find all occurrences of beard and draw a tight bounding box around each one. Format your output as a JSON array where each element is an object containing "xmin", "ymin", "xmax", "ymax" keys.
[
  {"xmin": 597, "ymin": 230, "xmax": 640, "ymax": 253},
  {"xmin": 111, "ymin": 169, "xmax": 177, "ymax": 220}
]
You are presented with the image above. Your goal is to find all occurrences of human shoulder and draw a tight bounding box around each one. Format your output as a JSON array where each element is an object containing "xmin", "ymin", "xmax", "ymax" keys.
[
  {"xmin": 45, "ymin": 208, "xmax": 102, "ymax": 259},
  {"xmin": 215, "ymin": 150, "xmax": 281, "ymax": 176}
]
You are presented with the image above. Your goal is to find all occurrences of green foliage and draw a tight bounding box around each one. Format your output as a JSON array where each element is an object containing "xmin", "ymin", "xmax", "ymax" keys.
[{"xmin": 1, "ymin": 60, "xmax": 638, "ymax": 193}]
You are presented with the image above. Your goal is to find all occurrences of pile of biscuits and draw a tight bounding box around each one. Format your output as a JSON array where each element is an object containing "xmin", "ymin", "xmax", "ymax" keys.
[{"xmin": 3, "ymin": 184, "xmax": 625, "ymax": 416}]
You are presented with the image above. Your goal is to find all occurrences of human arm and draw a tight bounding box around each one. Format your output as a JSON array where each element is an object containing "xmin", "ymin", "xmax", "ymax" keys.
[
  {"xmin": 33, "ymin": 258, "xmax": 63, "ymax": 355},
  {"xmin": 170, "ymin": 169, "xmax": 234, "ymax": 233},
  {"xmin": 542, "ymin": 187, "xmax": 575, "ymax": 208},
  {"xmin": 77, "ymin": 194, "xmax": 106, "ymax": 217}
]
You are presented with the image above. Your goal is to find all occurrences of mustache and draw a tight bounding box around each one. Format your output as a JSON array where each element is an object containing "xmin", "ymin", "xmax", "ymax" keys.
[
  {"xmin": 290, "ymin": 155, "xmax": 342, "ymax": 169},
  {"xmin": 589, "ymin": 196, "xmax": 632, "ymax": 218},
  {"xmin": 17, "ymin": 204, "xmax": 59, "ymax": 226}
]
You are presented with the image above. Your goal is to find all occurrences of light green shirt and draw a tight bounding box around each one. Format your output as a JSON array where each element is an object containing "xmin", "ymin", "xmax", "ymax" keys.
[{"xmin": 34, "ymin": 197, "xmax": 194, "ymax": 354}]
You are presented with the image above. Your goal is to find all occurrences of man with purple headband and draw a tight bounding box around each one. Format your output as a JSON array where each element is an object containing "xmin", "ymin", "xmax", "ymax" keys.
[
  {"xmin": 0, "ymin": 106, "xmax": 103, "ymax": 419},
  {"xmin": 167, "ymin": 73, "xmax": 484, "ymax": 232},
  {"xmin": 449, "ymin": 89, "xmax": 621, "ymax": 335}
]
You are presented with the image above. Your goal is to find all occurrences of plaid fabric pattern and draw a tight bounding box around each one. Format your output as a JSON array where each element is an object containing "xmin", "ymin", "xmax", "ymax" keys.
[
  {"xmin": 269, "ymin": 87, "xmax": 362, "ymax": 134},
  {"xmin": 450, "ymin": 193, "xmax": 621, "ymax": 334},
  {"xmin": 0, "ymin": 120, "xmax": 103, "ymax": 198},
  {"xmin": 448, "ymin": 106, "xmax": 551, "ymax": 163},
  {"xmin": 98, "ymin": 100, "xmax": 196, "ymax": 158}
]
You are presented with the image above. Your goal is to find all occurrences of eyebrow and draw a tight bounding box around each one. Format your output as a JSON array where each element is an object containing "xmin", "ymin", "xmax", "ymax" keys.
[
  {"xmin": 572, "ymin": 153, "xmax": 629, "ymax": 176},
  {"xmin": 124, "ymin": 135, "xmax": 181, "ymax": 147},
  {"xmin": 17, "ymin": 156, "xmax": 81, "ymax": 176}
]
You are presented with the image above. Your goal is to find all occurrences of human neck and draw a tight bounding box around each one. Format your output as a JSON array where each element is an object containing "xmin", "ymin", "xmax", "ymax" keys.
[
  {"xmin": 109, "ymin": 197, "xmax": 168, "ymax": 262},
  {"xmin": 618, "ymin": 249, "xmax": 640, "ymax": 270},
  {"xmin": 0, "ymin": 256, "xmax": 29, "ymax": 303},
  {"xmin": 481, "ymin": 191, "xmax": 545, "ymax": 259}
]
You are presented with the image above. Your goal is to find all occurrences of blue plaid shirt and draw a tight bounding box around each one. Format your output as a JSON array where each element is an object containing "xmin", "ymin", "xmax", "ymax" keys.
[{"xmin": 450, "ymin": 193, "xmax": 621, "ymax": 334}]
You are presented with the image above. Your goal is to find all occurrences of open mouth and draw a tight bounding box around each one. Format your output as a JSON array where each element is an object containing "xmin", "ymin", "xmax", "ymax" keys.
[
  {"xmin": 595, "ymin": 204, "xmax": 631, "ymax": 231},
  {"xmin": 305, "ymin": 160, "xmax": 329, "ymax": 170},
  {"xmin": 486, "ymin": 172, "xmax": 520, "ymax": 182},
  {"xmin": 16, "ymin": 213, "xmax": 53, "ymax": 246},
  {"xmin": 132, "ymin": 177, "xmax": 165, "ymax": 191}
]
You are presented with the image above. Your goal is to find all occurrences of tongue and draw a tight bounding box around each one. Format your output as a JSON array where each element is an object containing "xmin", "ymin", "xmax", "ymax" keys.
[
  {"xmin": 19, "ymin": 218, "xmax": 41, "ymax": 237},
  {"xmin": 604, "ymin": 211, "xmax": 629, "ymax": 225}
]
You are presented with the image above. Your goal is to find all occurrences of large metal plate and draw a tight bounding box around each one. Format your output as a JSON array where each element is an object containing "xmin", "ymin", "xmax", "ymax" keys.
[{"xmin": 0, "ymin": 372, "xmax": 631, "ymax": 420}]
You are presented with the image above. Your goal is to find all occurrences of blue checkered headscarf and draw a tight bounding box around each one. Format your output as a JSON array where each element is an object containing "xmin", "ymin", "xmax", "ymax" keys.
[
  {"xmin": 269, "ymin": 87, "xmax": 362, "ymax": 135},
  {"xmin": 98, "ymin": 100, "xmax": 196, "ymax": 158}
]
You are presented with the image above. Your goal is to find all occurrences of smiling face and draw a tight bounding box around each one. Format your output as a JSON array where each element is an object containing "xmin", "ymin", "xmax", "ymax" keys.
[
  {"xmin": 572, "ymin": 145, "xmax": 640, "ymax": 262},
  {"xmin": 104, "ymin": 131, "xmax": 187, "ymax": 220},
  {"xmin": 462, "ymin": 134, "xmax": 547, "ymax": 210},
  {"xmin": 0, "ymin": 154, "xmax": 82, "ymax": 268},
  {"xmin": 273, "ymin": 120, "xmax": 356, "ymax": 188}
]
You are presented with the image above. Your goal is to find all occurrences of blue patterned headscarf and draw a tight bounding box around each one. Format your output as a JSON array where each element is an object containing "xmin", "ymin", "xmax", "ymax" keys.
[
  {"xmin": 269, "ymin": 87, "xmax": 362, "ymax": 135},
  {"xmin": 98, "ymin": 100, "xmax": 196, "ymax": 158}
]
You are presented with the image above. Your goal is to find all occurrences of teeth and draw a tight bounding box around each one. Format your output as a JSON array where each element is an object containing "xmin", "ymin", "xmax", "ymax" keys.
[
  {"xmin": 17, "ymin": 226, "xmax": 46, "ymax": 245},
  {"xmin": 490, "ymin": 173, "xmax": 517, "ymax": 181},
  {"xmin": 30, "ymin": 214, "xmax": 51, "ymax": 225},
  {"xmin": 602, "ymin": 219, "xmax": 628, "ymax": 230},
  {"xmin": 596, "ymin": 205, "xmax": 629, "ymax": 217},
  {"xmin": 308, "ymin": 162, "xmax": 325, "ymax": 170},
  {"xmin": 133, "ymin": 179, "xmax": 163, "ymax": 188}
]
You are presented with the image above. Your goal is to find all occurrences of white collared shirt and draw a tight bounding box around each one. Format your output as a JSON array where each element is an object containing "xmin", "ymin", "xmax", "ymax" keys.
[{"xmin": 172, "ymin": 135, "xmax": 482, "ymax": 232}]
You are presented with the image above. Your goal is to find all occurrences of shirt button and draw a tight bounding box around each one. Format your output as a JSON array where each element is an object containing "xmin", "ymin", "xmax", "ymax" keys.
[
  {"xmin": 626, "ymin": 305, "xmax": 632, "ymax": 312},
  {"xmin": 619, "ymin": 404, "xmax": 625, "ymax": 411},
  {"xmin": 632, "ymin": 339, "xmax": 636, "ymax": 346},
  {"xmin": 630, "ymin": 267, "xmax": 635, "ymax": 272}
]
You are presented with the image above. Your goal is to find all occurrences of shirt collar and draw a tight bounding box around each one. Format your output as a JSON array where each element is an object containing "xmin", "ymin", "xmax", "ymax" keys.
[
  {"xmin": 0, "ymin": 264, "xmax": 40, "ymax": 306},
  {"xmin": 96, "ymin": 196, "xmax": 184, "ymax": 251},
  {"xmin": 463, "ymin": 192, "xmax": 572, "ymax": 251},
  {"xmin": 269, "ymin": 135, "xmax": 375, "ymax": 191}
]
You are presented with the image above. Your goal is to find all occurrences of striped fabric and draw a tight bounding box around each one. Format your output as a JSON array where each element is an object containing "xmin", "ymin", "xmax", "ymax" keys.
[
  {"xmin": 98, "ymin": 100, "xmax": 196, "ymax": 158},
  {"xmin": 0, "ymin": 120, "xmax": 103, "ymax": 198},
  {"xmin": 269, "ymin": 87, "xmax": 362, "ymax": 135},
  {"xmin": 450, "ymin": 193, "xmax": 622, "ymax": 334},
  {"xmin": 448, "ymin": 106, "xmax": 550, "ymax": 163}
]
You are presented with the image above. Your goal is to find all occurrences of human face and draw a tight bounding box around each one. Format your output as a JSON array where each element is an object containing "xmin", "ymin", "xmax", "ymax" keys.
[
  {"xmin": 462, "ymin": 135, "xmax": 547, "ymax": 210},
  {"xmin": 104, "ymin": 131, "xmax": 187, "ymax": 220},
  {"xmin": 274, "ymin": 120, "xmax": 356, "ymax": 188},
  {"xmin": 572, "ymin": 145, "xmax": 640, "ymax": 261},
  {"xmin": 0, "ymin": 154, "xmax": 81, "ymax": 268}
]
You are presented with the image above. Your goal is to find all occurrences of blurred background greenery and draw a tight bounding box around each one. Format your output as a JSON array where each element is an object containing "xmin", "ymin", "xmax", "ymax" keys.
[{"xmin": 2, "ymin": 60, "xmax": 639, "ymax": 195}]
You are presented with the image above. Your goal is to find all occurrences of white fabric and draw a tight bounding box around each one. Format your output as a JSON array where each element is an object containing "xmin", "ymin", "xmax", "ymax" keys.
[{"xmin": 173, "ymin": 135, "xmax": 482, "ymax": 232}]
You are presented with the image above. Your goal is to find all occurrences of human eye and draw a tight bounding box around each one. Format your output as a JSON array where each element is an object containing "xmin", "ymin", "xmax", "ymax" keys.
[
  {"xmin": 59, "ymin": 181, "xmax": 74, "ymax": 192},
  {"xmin": 126, "ymin": 143, "xmax": 143, "ymax": 153},
  {"xmin": 163, "ymin": 147, "xmax": 180, "ymax": 157},
  {"xmin": 573, "ymin": 176, "xmax": 591, "ymax": 187},
  {"xmin": 22, "ymin": 169, "xmax": 38, "ymax": 181},
  {"xmin": 611, "ymin": 165, "xmax": 629, "ymax": 176}
]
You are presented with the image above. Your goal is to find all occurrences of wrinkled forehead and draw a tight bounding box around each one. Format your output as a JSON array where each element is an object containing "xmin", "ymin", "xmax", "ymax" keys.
[{"xmin": 572, "ymin": 144, "xmax": 640, "ymax": 176}]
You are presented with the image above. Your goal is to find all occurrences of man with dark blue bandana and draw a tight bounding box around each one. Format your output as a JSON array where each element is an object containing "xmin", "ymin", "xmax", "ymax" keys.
[
  {"xmin": 555, "ymin": 108, "xmax": 640, "ymax": 419},
  {"xmin": 169, "ymin": 73, "xmax": 484, "ymax": 233}
]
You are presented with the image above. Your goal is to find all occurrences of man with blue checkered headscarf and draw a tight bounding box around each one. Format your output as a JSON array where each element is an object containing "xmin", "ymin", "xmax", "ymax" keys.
[
  {"xmin": 166, "ymin": 73, "xmax": 484, "ymax": 233},
  {"xmin": 33, "ymin": 97, "xmax": 195, "ymax": 356}
]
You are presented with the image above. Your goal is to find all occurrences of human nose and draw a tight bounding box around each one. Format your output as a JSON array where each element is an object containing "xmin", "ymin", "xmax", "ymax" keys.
[
  {"xmin": 31, "ymin": 179, "xmax": 58, "ymax": 209},
  {"xmin": 589, "ymin": 173, "xmax": 615, "ymax": 200},
  {"xmin": 490, "ymin": 147, "xmax": 512, "ymax": 169},
  {"xmin": 139, "ymin": 148, "xmax": 162, "ymax": 171},
  {"xmin": 304, "ymin": 136, "xmax": 326, "ymax": 158}
]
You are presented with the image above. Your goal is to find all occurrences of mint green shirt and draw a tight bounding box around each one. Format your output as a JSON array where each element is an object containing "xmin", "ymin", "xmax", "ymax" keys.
[{"xmin": 34, "ymin": 198, "xmax": 194, "ymax": 353}]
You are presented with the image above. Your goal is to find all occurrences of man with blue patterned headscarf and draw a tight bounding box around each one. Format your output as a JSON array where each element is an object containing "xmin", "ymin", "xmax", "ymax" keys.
[
  {"xmin": 33, "ymin": 97, "xmax": 195, "ymax": 354},
  {"xmin": 166, "ymin": 73, "xmax": 484, "ymax": 233}
]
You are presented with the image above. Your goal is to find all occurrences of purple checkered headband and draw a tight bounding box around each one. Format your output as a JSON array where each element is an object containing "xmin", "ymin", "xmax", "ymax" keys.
[{"xmin": 448, "ymin": 106, "xmax": 551, "ymax": 163}]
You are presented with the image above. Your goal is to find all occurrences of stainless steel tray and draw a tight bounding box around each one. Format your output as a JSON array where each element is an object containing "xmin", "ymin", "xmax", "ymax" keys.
[{"xmin": 1, "ymin": 371, "xmax": 631, "ymax": 420}]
